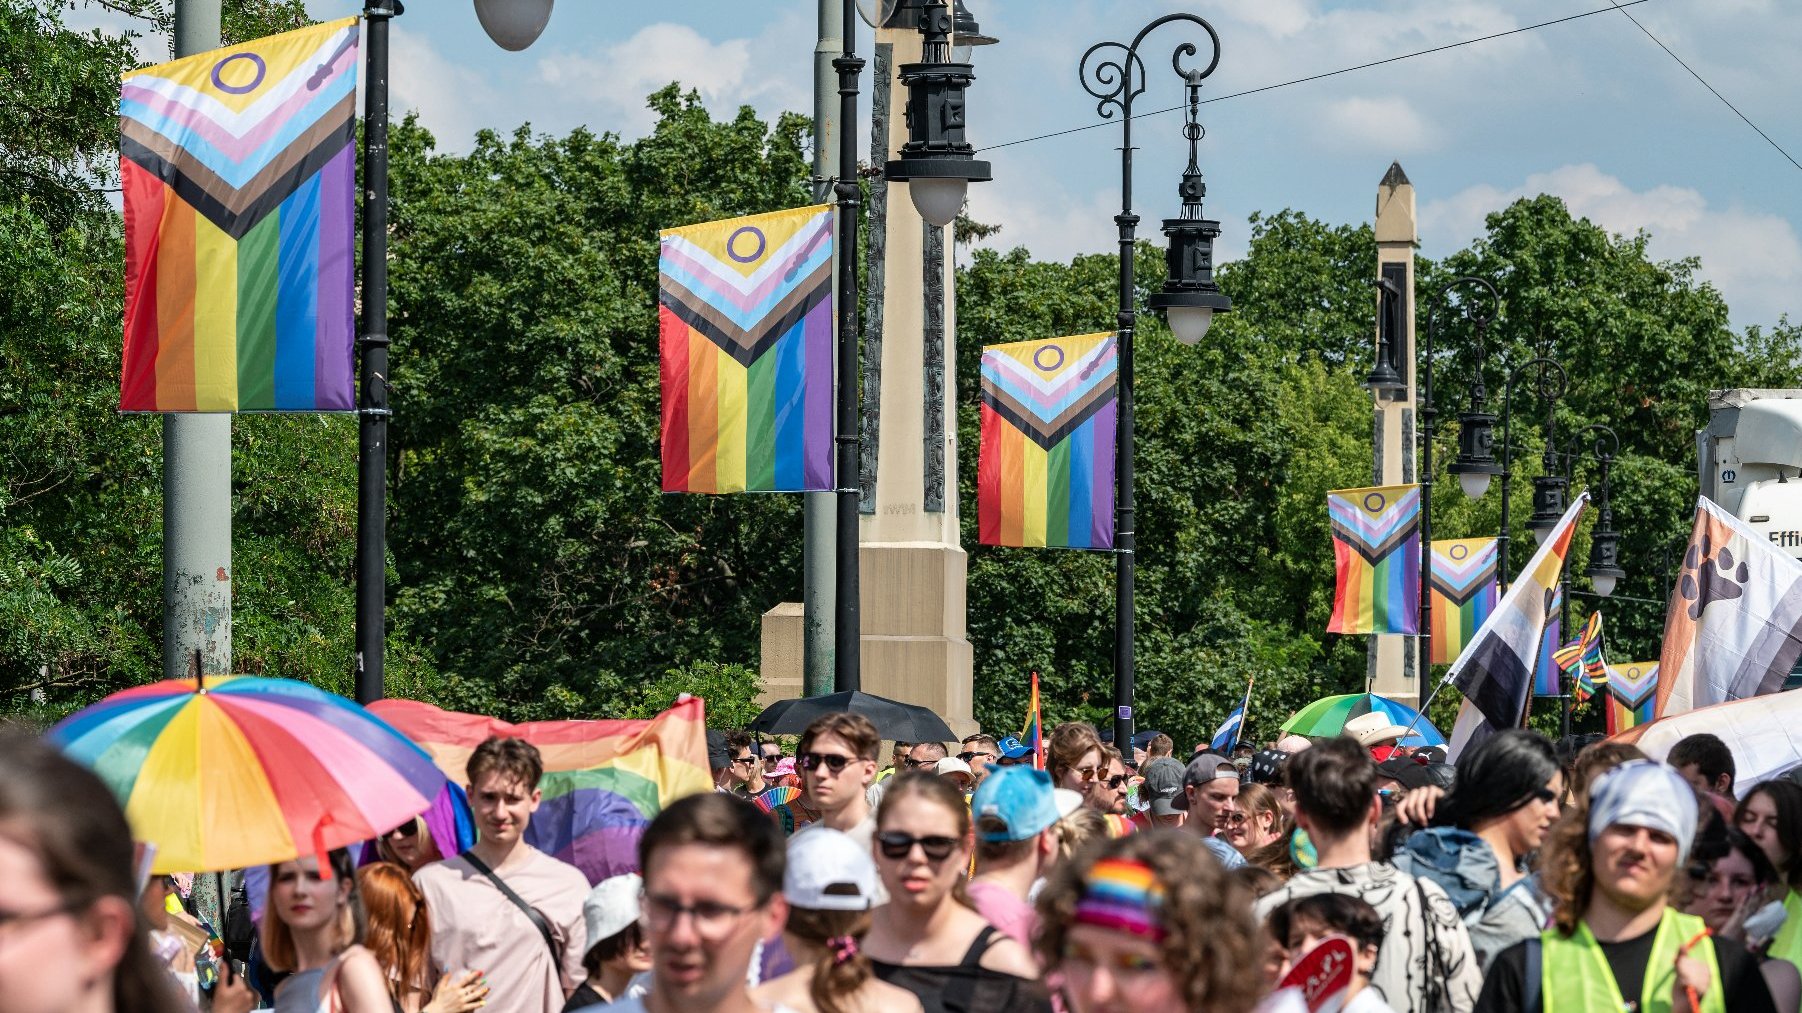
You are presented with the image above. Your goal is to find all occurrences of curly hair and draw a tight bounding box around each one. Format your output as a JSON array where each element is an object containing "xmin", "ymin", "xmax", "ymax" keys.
[
  {"xmin": 1537, "ymin": 796, "xmax": 1595, "ymax": 936},
  {"xmin": 1567, "ymin": 740, "xmax": 1644, "ymax": 804},
  {"xmin": 1035, "ymin": 830, "xmax": 1263, "ymax": 1013}
]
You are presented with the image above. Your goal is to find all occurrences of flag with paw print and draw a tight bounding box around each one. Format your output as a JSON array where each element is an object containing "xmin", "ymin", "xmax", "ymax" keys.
[{"xmin": 1655, "ymin": 497, "xmax": 1802, "ymax": 718}]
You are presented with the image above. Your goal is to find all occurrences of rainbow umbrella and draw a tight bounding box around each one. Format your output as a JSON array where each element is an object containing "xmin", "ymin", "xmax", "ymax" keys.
[
  {"xmin": 753, "ymin": 786, "xmax": 802, "ymax": 814},
  {"xmin": 48, "ymin": 675, "xmax": 446, "ymax": 874},
  {"xmin": 1280, "ymin": 693, "xmax": 1445, "ymax": 748}
]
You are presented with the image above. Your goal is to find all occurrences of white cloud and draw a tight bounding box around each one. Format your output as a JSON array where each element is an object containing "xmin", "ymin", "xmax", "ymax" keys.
[
  {"xmin": 1421, "ymin": 164, "xmax": 1802, "ymax": 327},
  {"xmin": 387, "ymin": 25, "xmax": 498, "ymax": 152},
  {"xmin": 534, "ymin": 16, "xmax": 809, "ymax": 138},
  {"xmin": 1317, "ymin": 96, "xmax": 1437, "ymax": 153}
]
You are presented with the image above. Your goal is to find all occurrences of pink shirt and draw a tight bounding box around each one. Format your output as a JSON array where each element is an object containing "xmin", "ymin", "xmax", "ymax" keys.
[
  {"xmin": 966, "ymin": 880, "xmax": 1036, "ymax": 949},
  {"xmin": 414, "ymin": 848, "xmax": 589, "ymax": 1013}
]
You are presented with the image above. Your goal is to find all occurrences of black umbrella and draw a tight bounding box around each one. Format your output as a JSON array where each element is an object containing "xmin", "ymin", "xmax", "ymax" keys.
[{"xmin": 749, "ymin": 691, "xmax": 958, "ymax": 743}]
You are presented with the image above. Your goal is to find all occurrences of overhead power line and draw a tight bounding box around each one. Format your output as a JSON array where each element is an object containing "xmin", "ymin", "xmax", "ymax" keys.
[
  {"xmin": 1603, "ymin": 0, "xmax": 1802, "ymax": 174},
  {"xmin": 980, "ymin": 0, "xmax": 1662, "ymax": 154}
]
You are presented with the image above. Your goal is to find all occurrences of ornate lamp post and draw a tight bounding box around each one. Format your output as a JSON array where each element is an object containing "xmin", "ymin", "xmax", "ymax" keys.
[
  {"xmin": 1079, "ymin": 14, "xmax": 1229, "ymax": 749},
  {"xmin": 1494, "ymin": 358, "xmax": 1569, "ymax": 592},
  {"xmin": 1551, "ymin": 423, "xmax": 1623, "ymax": 736},
  {"xmin": 1397, "ymin": 276, "xmax": 1500, "ymax": 676}
]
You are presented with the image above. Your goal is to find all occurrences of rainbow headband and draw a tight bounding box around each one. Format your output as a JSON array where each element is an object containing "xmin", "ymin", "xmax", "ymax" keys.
[{"xmin": 1073, "ymin": 858, "xmax": 1166, "ymax": 941}]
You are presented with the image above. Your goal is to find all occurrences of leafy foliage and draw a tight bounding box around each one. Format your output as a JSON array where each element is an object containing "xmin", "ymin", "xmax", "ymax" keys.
[{"xmin": 4, "ymin": 8, "xmax": 1799, "ymax": 747}]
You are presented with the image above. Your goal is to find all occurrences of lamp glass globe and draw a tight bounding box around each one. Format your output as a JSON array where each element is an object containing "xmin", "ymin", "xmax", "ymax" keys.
[
  {"xmin": 1168, "ymin": 305, "xmax": 1213, "ymax": 345},
  {"xmin": 1458, "ymin": 472, "xmax": 1491, "ymax": 500},
  {"xmin": 1531, "ymin": 524, "xmax": 1554, "ymax": 547},
  {"xmin": 908, "ymin": 177, "xmax": 967, "ymax": 227},
  {"xmin": 1591, "ymin": 572, "xmax": 1618, "ymax": 598},
  {"xmin": 473, "ymin": 0, "xmax": 554, "ymax": 51}
]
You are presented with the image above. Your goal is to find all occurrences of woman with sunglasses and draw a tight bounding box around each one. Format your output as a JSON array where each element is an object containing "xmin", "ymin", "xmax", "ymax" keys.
[
  {"xmin": 375, "ymin": 816, "xmax": 444, "ymax": 872},
  {"xmin": 1224, "ymin": 783, "xmax": 1284, "ymax": 852},
  {"xmin": 1035, "ymin": 830, "xmax": 1263, "ymax": 1013},
  {"xmin": 864, "ymin": 773, "xmax": 1049, "ymax": 1013},
  {"xmin": 1047, "ymin": 723, "xmax": 1106, "ymax": 799},
  {"xmin": 1392, "ymin": 728, "xmax": 1564, "ymax": 968}
]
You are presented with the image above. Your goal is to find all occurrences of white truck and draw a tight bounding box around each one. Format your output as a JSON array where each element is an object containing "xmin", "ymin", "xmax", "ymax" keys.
[{"xmin": 1698, "ymin": 388, "xmax": 1802, "ymax": 560}]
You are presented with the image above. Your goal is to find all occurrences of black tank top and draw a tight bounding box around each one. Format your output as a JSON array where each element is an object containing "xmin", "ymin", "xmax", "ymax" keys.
[{"xmin": 870, "ymin": 926, "xmax": 1051, "ymax": 1013}]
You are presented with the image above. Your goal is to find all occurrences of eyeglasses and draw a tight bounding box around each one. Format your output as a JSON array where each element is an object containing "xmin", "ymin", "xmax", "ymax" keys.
[
  {"xmin": 0, "ymin": 902, "xmax": 80, "ymax": 936},
  {"xmin": 389, "ymin": 821, "xmax": 419, "ymax": 839},
  {"xmin": 903, "ymin": 757, "xmax": 939, "ymax": 769},
  {"xmin": 1100, "ymin": 775, "xmax": 1127, "ymax": 790},
  {"xmin": 799, "ymin": 751, "xmax": 855, "ymax": 773},
  {"xmin": 958, "ymin": 750, "xmax": 996, "ymax": 763},
  {"xmin": 761, "ymin": 752, "xmax": 784, "ymax": 764},
  {"xmin": 731, "ymin": 755, "xmax": 757, "ymax": 768},
  {"xmin": 641, "ymin": 892, "xmax": 758, "ymax": 939},
  {"xmin": 877, "ymin": 832, "xmax": 960, "ymax": 862},
  {"xmin": 1531, "ymin": 787, "xmax": 1558, "ymax": 804},
  {"xmin": 1226, "ymin": 812, "xmax": 1248, "ymax": 826},
  {"xmin": 1074, "ymin": 766, "xmax": 1100, "ymax": 782}
]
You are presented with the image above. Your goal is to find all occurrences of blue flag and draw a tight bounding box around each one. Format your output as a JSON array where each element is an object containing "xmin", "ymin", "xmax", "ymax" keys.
[{"xmin": 1211, "ymin": 680, "xmax": 1253, "ymax": 752}]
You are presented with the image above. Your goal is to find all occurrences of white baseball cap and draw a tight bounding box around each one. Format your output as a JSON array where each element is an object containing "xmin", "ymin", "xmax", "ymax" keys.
[
  {"xmin": 583, "ymin": 873, "xmax": 642, "ymax": 948},
  {"xmin": 936, "ymin": 757, "xmax": 974, "ymax": 783},
  {"xmin": 784, "ymin": 828, "xmax": 879, "ymax": 911}
]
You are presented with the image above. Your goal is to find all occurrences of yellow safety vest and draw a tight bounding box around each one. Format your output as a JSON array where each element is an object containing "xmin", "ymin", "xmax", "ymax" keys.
[
  {"xmin": 1766, "ymin": 890, "xmax": 1802, "ymax": 971},
  {"xmin": 1541, "ymin": 908, "xmax": 1725, "ymax": 1013}
]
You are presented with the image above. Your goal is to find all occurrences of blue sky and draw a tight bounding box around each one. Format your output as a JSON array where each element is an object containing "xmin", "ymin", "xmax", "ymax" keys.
[{"xmin": 81, "ymin": 0, "xmax": 1802, "ymax": 329}]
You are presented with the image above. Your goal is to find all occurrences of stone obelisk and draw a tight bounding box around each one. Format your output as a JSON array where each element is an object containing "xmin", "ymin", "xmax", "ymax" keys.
[{"xmin": 1368, "ymin": 163, "xmax": 1420, "ymax": 711}]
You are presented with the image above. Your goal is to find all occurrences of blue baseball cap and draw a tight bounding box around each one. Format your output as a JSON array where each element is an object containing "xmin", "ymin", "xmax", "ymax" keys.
[
  {"xmin": 995, "ymin": 736, "xmax": 1033, "ymax": 760},
  {"xmin": 971, "ymin": 767, "xmax": 1083, "ymax": 842}
]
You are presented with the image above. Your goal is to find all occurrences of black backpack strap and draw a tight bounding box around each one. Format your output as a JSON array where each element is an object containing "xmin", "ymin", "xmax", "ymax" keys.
[
  {"xmin": 461, "ymin": 851, "xmax": 561, "ymax": 968},
  {"xmin": 1523, "ymin": 938, "xmax": 1543, "ymax": 1013}
]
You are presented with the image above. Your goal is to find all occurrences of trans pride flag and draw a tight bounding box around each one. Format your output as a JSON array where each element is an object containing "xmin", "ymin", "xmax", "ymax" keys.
[
  {"xmin": 979, "ymin": 333, "xmax": 1118, "ymax": 550},
  {"xmin": 369, "ymin": 697, "xmax": 711, "ymax": 884},
  {"xmin": 1606, "ymin": 661, "xmax": 1659, "ymax": 735},
  {"xmin": 120, "ymin": 18, "xmax": 358, "ymax": 412},
  {"xmin": 1428, "ymin": 538, "xmax": 1497, "ymax": 664},
  {"xmin": 1327, "ymin": 485, "xmax": 1421, "ymax": 634},
  {"xmin": 660, "ymin": 206, "xmax": 834, "ymax": 493}
]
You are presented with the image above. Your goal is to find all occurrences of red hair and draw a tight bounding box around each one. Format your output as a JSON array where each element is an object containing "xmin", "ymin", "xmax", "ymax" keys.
[{"xmin": 356, "ymin": 862, "xmax": 432, "ymax": 1001}]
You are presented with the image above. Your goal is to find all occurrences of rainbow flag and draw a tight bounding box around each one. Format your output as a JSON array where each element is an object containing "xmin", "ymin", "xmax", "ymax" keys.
[
  {"xmin": 1428, "ymin": 537, "xmax": 1497, "ymax": 664},
  {"xmin": 659, "ymin": 206, "xmax": 834, "ymax": 493},
  {"xmin": 1327, "ymin": 484, "xmax": 1421, "ymax": 634},
  {"xmin": 1605, "ymin": 661, "xmax": 1659, "ymax": 735},
  {"xmin": 368, "ymin": 697, "xmax": 711, "ymax": 884},
  {"xmin": 1023, "ymin": 671, "xmax": 1043, "ymax": 770},
  {"xmin": 979, "ymin": 333, "xmax": 1118, "ymax": 549},
  {"xmin": 120, "ymin": 19, "xmax": 359, "ymax": 412},
  {"xmin": 1553, "ymin": 611, "xmax": 1607, "ymax": 703},
  {"xmin": 1531, "ymin": 586, "xmax": 1565, "ymax": 697}
]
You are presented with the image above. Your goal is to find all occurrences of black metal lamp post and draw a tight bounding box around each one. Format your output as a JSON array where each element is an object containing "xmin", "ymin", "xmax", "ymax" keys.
[
  {"xmin": 1553, "ymin": 423, "xmax": 1622, "ymax": 737},
  {"xmin": 1079, "ymin": 14, "xmax": 1227, "ymax": 750},
  {"xmin": 1495, "ymin": 358, "xmax": 1569, "ymax": 593},
  {"xmin": 1410, "ymin": 277, "xmax": 1500, "ymax": 676},
  {"xmin": 830, "ymin": 0, "xmax": 991, "ymax": 691}
]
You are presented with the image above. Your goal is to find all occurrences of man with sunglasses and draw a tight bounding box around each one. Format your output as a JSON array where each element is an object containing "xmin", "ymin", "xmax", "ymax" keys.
[
  {"xmin": 710, "ymin": 730, "xmax": 764, "ymax": 798},
  {"xmin": 958, "ymin": 734, "xmax": 1001, "ymax": 786},
  {"xmin": 904, "ymin": 741, "xmax": 948, "ymax": 771},
  {"xmin": 1082, "ymin": 746, "xmax": 1130, "ymax": 815},
  {"xmin": 790, "ymin": 713, "xmax": 882, "ymax": 857},
  {"xmin": 609, "ymin": 793, "xmax": 791, "ymax": 1013}
]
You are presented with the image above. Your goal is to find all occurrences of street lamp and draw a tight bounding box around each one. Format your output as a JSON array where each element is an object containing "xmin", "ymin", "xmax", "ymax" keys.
[
  {"xmin": 1079, "ymin": 13, "xmax": 1227, "ymax": 750},
  {"xmin": 884, "ymin": 0, "xmax": 993, "ymax": 227},
  {"xmin": 1414, "ymin": 276, "xmax": 1500, "ymax": 673},
  {"xmin": 1494, "ymin": 357, "xmax": 1569, "ymax": 591},
  {"xmin": 1564, "ymin": 425, "xmax": 1625, "ymax": 598}
]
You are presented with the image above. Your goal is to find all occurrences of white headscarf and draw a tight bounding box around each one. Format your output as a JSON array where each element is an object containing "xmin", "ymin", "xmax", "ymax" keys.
[{"xmin": 1587, "ymin": 760, "xmax": 1699, "ymax": 863}]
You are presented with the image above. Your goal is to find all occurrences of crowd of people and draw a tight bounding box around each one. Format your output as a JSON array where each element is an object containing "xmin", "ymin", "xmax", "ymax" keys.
[{"xmin": 15, "ymin": 708, "xmax": 1802, "ymax": 1013}]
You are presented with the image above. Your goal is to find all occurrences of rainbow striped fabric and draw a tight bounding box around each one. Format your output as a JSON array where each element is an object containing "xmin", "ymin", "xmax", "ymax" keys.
[
  {"xmin": 978, "ymin": 333, "xmax": 1118, "ymax": 549},
  {"xmin": 1074, "ymin": 857, "xmax": 1165, "ymax": 941},
  {"xmin": 1605, "ymin": 661, "xmax": 1659, "ymax": 735},
  {"xmin": 659, "ymin": 206, "xmax": 834, "ymax": 493},
  {"xmin": 1553, "ymin": 611, "xmax": 1607, "ymax": 702},
  {"xmin": 1327, "ymin": 484, "xmax": 1421, "ymax": 634},
  {"xmin": 1428, "ymin": 537, "xmax": 1498, "ymax": 664},
  {"xmin": 368, "ymin": 697, "xmax": 711, "ymax": 884},
  {"xmin": 1022, "ymin": 670, "xmax": 1043, "ymax": 769},
  {"xmin": 120, "ymin": 18, "xmax": 358, "ymax": 412}
]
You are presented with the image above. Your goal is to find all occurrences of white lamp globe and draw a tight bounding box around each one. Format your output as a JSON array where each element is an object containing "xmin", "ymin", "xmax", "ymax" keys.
[
  {"xmin": 1458, "ymin": 472, "xmax": 1491, "ymax": 500},
  {"xmin": 909, "ymin": 177, "xmax": 967, "ymax": 228},
  {"xmin": 1168, "ymin": 305, "xmax": 1214, "ymax": 346},
  {"xmin": 1591, "ymin": 572, "xmax": 1618, "ymax": 598},
  {"xmin": 474, "ymin": 0, "xmax": 553, "ymax": 52}
]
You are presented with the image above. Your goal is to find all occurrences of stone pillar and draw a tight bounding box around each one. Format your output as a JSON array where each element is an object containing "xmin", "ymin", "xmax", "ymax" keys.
[
  {"xmin": 853, "ymin": 22, "xmax": 974, "ymax": 738},
  {"xmin": 1368, "ymin": 162, "xmax": 1420, "ymax": 711}
]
